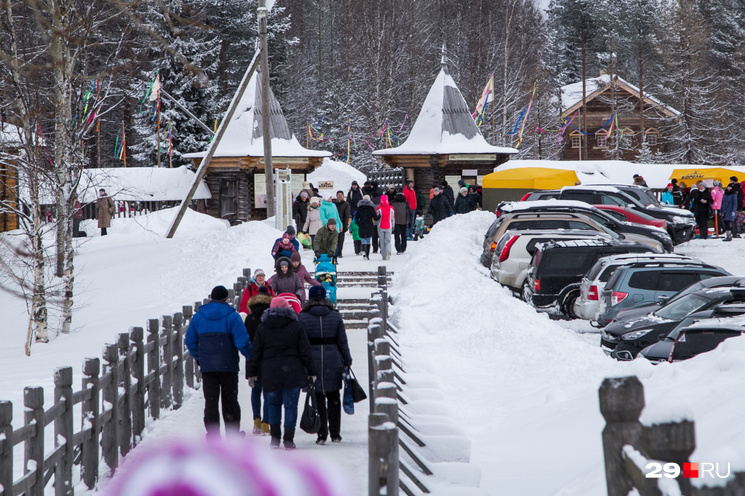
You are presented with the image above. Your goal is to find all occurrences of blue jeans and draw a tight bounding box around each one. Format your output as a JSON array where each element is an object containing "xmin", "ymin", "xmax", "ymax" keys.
[
  {"xmin": 251, "ymin": 379, "xmax": 269, "ymax": 421},
  {"xmin": 361, "ymin": 236, "xmax": 372, "ymax": 245},
  {"xmin": 264, "ymin": 387, "xmax": 301, "ymax": 427}
]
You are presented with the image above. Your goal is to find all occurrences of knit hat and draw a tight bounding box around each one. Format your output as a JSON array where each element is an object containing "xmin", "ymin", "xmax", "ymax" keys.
[
  {"xmin": 258, "ymin": 285, "xmax": 270, "ymax": 295},
  {"xmin": 300, "ymin": 191, "xmax": 308, "ymax": 199},
  {"xmin": 433, "ymin": 187, "xmax": 441, "ymax": 194},
  {"xmin": 210, "ymin": 285, "xmax": 229, "ymax": 301},
  {"xmin": 286, "ymin": 225, "xmax": 296, "ymax": 235},
  {"xmin": 309, "ymin": 285, "xmax": 326, "ymax": 300},
  {"xmin": 363, "ymin": 194, "xmax": 371, "ymax": 201},
  {"xmin": 327, "ymin": 218, "xmax": 337, "ymax": 226},
  {"xmin": 278, "ymin": 259, "xmax": 290, "ymax": 267},
  {"xmin": 310, "ymin": 197, "xmax": 320, "ymax": 205},
  {"xmin": 302, "ymin": 181, "xmax": 310, "ymax": 189},
  {"xmin": 290, "ymin": 252, "xmax": 302, "ymax": 262},
  {"xmin": 270, "ymin": 297, "xmax": 290, "ymax": 308},
  {"xmin": 458, "ymin": 179, "xmax": 466, "ymax": 187},
  {"xmin": 352, "ymin": 180, "xmax": 358, "ymax": 186},
  {"xmin": 277, "ymin": 293, "xmax": 302, "ymax": 313},
  {"xmin": 254, "ymin": 269, "xmax": 265, "ymax": 278},
  {"xmin": 667, "ymin": 183, "xmax": 674, "ymax": 188},
  {"xmin": 460, "ymin": 187, "xmax": 468, "ymax": 194}
]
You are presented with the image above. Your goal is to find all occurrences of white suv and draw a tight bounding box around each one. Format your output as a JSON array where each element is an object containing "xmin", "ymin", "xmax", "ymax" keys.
[{"xmin": 490, "ymin": 229, "xmax": 611, "ymax": 293}]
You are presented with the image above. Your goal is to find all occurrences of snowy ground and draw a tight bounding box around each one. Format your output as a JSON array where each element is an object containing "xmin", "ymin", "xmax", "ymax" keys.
[{"xmin": 2, "ymin": 206, "xmax": 745, "ymax": 495}]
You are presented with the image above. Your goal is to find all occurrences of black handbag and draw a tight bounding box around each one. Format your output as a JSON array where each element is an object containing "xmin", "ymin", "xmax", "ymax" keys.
[
  {"xmin": 299, "ymin": 385, "xmax": 322, "ymax": 434},
  {"xmin": 347, "ymin": 368, "xmax": 368, "ymax": 403}
]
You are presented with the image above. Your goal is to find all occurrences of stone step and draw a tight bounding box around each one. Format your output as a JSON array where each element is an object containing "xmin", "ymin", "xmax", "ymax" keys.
[
  {"xmin": 343, "ymin": 320, "xmax": 369, "ymax": 330},
  {"xmin": 339, "ymin": 310, "xmax": 372, "ymax": 320}
]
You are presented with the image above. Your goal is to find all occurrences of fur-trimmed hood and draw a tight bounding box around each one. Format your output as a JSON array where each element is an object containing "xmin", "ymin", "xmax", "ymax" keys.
[
  {"xmin": 247, "ymin": 293, "xmax": 272, "ymax": 309},
  {"xmin": 357, "ymin": 199, "xmax": 374, "ymax": 208}
]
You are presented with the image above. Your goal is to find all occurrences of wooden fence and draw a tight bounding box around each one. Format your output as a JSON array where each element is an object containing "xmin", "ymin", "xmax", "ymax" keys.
[
  {"xmin": 0, "ymin": 268, "xmax": 254, "ymax": 496},
  {"xmin": 600, "ymin": 375, "xmax": 745, "ymax": 496}
]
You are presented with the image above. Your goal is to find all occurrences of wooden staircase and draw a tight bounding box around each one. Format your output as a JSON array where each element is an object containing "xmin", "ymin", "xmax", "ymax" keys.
[{"xmin": 310, "ymin": 270, "xmax": 392, "ymax": 329}]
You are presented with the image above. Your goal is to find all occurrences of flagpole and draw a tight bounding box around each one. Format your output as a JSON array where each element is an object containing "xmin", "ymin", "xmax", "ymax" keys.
[
  {"xmin": 122, "ymin": 121, "xmax": 127, "ymax": 168},
  {"xmin": 491, "ymin": 89, "xmax": 495, "ymax": 145},
  {"xmin": 97, "ymin": 118, "xmax": 101, "ymax": 167},
  {"xmin": 156, "ymin": 95, "xmax": 161, "ymax": 168}
]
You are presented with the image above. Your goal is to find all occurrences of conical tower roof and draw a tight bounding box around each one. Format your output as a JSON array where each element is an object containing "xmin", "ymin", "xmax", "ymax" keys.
[
  {"xmin": 374, "ymin": 67, "xmax": 516, "ymax": 156},
  {"xmin": 186, "ymin": 66, "xmax": 329, "ymax": 159}
]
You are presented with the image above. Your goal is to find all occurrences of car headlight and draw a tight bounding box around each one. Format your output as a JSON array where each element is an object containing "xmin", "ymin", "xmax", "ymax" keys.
[
  {"xmin": 672, "ymin": 216, "xmax": 688, "ymax": 225},
  {"xmin": 651, "ymin": 230, "xmax": 670, "ymax": 240},
  {"xmin": 621, "ymin": 329, "xmax": 653, "ymax": 340}
]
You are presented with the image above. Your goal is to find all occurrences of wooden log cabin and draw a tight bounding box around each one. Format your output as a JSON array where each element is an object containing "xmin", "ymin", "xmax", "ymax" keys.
[
  {"xmin": 560, "ymin": 75, "xmax": 680, "ymax": 161},
  {"xmin": 184, "ymin": 67, "xmax": 330, "ymax": 223},
  {"xmin": 373, "ymin": 61, "xmax": 516, "ymax": 210},
  {"xmin": 0, "ymin": 123, "xmax": 22, "ymax": 233}
]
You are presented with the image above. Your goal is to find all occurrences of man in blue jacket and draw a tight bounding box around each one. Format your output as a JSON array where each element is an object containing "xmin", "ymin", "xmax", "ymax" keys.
[{"xmin": 186, "ymin": 285, "xmax": 252, "ymax": 435}]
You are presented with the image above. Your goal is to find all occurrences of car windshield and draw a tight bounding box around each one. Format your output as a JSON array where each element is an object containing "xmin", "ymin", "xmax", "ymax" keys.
[
  {"xmin": 625, "ymin": 188, "xmax": 661, "ymax": 207},
  {"xmin": 654, "ymin": 294, "xmax": 710, "ymax": 320}
]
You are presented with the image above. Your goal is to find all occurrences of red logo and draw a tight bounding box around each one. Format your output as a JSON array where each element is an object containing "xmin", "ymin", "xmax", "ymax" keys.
[{"xmin": 683, "ymin": 463, "xmax": 699, "ymax": 478}]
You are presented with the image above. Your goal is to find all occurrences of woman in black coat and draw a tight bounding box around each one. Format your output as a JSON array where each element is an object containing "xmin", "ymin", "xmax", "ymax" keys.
[
  {"xmin": 297, "ymin": 286, "xmax": 353, "ymax": 444},
  {"xmin": 353, "ymin": 195, "xmax": 380, "ymax": 260},
  {"xmin": 246, "ymin": 298, "xmax": 318, "ymax": 450},
  {"xmin": 243, "ymin": 289, "xmax": 272, "ymax": 435}
]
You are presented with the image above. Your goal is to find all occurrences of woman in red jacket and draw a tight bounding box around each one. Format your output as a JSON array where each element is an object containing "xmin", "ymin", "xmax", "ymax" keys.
[{"xmin": 376, "ymin": 195, "xmax": 396, "ymax": 260}]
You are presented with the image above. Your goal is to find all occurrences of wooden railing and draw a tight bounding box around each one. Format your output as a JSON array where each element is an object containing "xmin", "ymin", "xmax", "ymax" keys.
[
  {"xmin": 600, "ymin": 376, "xmax": 745, "ymax": 496},
  {"xmin": 0, "ymin": 268, "xmax": 254, "ymax": 496}
]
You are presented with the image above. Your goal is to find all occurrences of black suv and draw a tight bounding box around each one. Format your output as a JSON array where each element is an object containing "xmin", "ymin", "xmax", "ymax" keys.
[
  {"xmin": 496, "ymin": 200, "xmax": 673, "ymax": 253},
  {"xmin": 524, "ymin": 186, "xmax": 696, "ymax": 244},
  {"xmin": 601, "ymin": 277, "xmax": 745, "ymax": 360},
  {"xmin": 524, "ymin": 238, "xmax": 653, "ymax": 317}
]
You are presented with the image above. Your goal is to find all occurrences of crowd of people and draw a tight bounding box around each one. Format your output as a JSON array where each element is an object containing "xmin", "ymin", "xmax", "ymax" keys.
[
  {"xmin": 290, "ymin": 178, "xmax": 482, "ymax": 261},
  {"xmin": 660, "ymin": 175, "xmax": 745, "ymax": 241}
]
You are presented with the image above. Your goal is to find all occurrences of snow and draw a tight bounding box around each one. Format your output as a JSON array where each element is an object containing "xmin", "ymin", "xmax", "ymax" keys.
[
  {"xmin": 499, "ymin": 159, "xmax": 745, "ymax": 189},
  {"xmin": 373, "ymin": 68, "xmax": 516, "ymax": 156},
  {"xmin": 307, "ymin": 158, "xmax": 366, "ymax": 199},
  {"xmin": 2, "ymin": 181, "xmax": 745, "ymax": 493}
]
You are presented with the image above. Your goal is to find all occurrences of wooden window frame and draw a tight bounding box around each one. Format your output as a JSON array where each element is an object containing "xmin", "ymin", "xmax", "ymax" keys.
[
  {"xmin": 645, "ymin": 128, "xmax": 659, "ymax": 146},
  {"xmin": 570, "ymin": 132, "xmax": 581, "ymax": 149}
]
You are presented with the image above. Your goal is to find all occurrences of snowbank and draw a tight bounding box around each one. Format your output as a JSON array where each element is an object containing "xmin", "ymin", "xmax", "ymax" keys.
[{"xmin": 307, "ymin": 158, "xmax": 366, "ymax": 199}]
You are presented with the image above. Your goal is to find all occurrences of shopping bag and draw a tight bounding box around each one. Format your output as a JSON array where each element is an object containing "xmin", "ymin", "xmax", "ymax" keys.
[
  {"xmin": 299, "ymin": 385, "xmax": 321, "ymax": 434},
  {"xmin": 298, "ymin": 232, "xmax": 312, "ymax": 249},
  {"xmin": 343, "ymin": 371, "xmax": 355, "ymax": 415},
  {"xmin": 347, "ymin": 368, "xmax": 367, "ymax": 403}
]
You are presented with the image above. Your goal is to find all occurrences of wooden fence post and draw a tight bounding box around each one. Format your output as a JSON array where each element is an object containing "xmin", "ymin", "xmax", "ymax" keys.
[
  {"xmin": 380, "ymin": 288, "xmax": 388, "ymax": 331},
  {"xmin": 24, "ymin": 386, "xmax": 44, "ymax": 496},
  {"xmin": 117, "ymin": 333, "xmax": 133, "ymax": 456},
  {"xmin": 147, "ymin": 319, "xmax": 161, "ymax": 420},
  {"xmin": 183, "ymin": 305, "xmax": 195, "ymax": 389},
  {"xmin": 53, "ymin": 367, "xmax": 74, "ymax": 496},
  {"xmin": 232, "ymin": 283, "xmax": 242, "ymax": 308},
  {"xmin": 369, "ymin": 412, "xmax": 399, "ymax": 496},
  {"xmin": 599, "ymin": 376, "xmax": 644, "ymax": 496},
  {"xmin": 172, "ymin": 312, "xmax": 184, "ymax": 409},
  {"xmin": 643, "ymin": 421, "xmax": 696, "ymax": 495},
  {"xmin": 130, "ymin": 327, "xmax": 145, "ymax": 441},
  {"xmin": 81, "ymin": 358, "xmax": 100, "ymax": 489},
  {"xmin": 243, "ymin": 268, "xmax": 252, "ymax": 281},
  {"xmin": 102, "ymin": 344, "xmax": 119, "ymax": 472},
  {"xmin": 0, "ymin": 401, "xmax": 13, "ymax": 496},
  {"xmin": 377, "ymin": 265, "xmax": 387, "ymax": 288},
  {"xmin": 161, "ymin": 315, "xmax": 173, "ymax": 410},
  {"xmin": 368, "ymin": 320, "xmax": 383, "ymax": 414}
]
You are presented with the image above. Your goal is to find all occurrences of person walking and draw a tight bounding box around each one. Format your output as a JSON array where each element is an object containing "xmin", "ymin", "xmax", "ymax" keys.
[
  {"xmin": 334, "ymin": 191, "xmax": 351, "ymax": 258},
  {"xmin": 670, "ymin": 178, "xmax": 684, "ymax": 207},
  {"xmin": 246, "ymin": 297, "xmax": 317, "ymax": 450},
  {"xmin": 302, "ymin": 197, "xmax": 323, "ymax": 245},
  {"xmin": 320, "ymin": 196, "xmax": 342, "ymax": 228},
  {"xmin": 392, "ymin": 193, "xmax": 410, "ymax": 255},
  {"xmin": 376, "ymin": 195, "xmax": 395, "ymax": 260},
  {"xmin": 290, "ymin": 252, "xmax": 321, "ymax": 300},
  {"xmin": 689, "ymin": 181, "xmax": 712, "ymax": 239},
  {"xmin": 73, "ymin": 196, "xmax": 84, "ymax": 238},
  {"xmin": 428, "ymin": 187, "xmax": 453, "ymax": 226},
  {"xmin": 96, "ymin": 188, "xmax": 115, "ymax": 236},
  {"xmin": 354, "ymin": 195, "xmax": 380, "ymax": 260},
  {"xmin": 268, "ymin": 257, "xmax": 305, "ymax": 301},
  {"xmin": 729, "ymin": 176, "xmax": 743, "ymax": 211},
  {"xmin": 185, "ymin": 285, "xmax": 252, "ymax": 436},
  {"xmin": 347, "ymin": 181, "xmax": 363, "ymax": 217},
  {"xmin": 298, "ymin": 285, "xmax": 353, "ymax": 445},
  {"xmin": 454, "ymin": 187, "xmax": 477, "ymax": 214},
  {"xmin": 722, "ymin": 183, "xmax": 738, "ymax": 242},
  {"xmin": 239, "ymin": 269, "xmax": 275, "ymax": 314},
  {"xmin": 349, "ymin": 218, "xmax": 361, "ymax": 255},
  {"xmin": 314, "ymin": 218, "xmax": 339, "ymax": 261},
  {"xmin": 271, "ymin": 227, "xmax": 299, "ymax": 260},
  {"xmin": 243, "ymin": 286, "xmax": 273, "ymax": 435},
  {"xmin": 440, "ymin": 180, "xmax": 455, "ymax": 206},
  {"xmin": 292, "ymin": 192, "xmax": 309, "ymax": 231},
  {"xmin": 403, "ymin": 180, "xmax": 417, "ymax": 239}
]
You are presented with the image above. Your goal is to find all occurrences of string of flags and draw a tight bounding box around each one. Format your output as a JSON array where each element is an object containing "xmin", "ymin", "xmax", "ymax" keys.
[
  {"xmin": 113, "ymin": 123, "xmax": 126, "ymax": 162},
  {"xmin": 472, "ymin": 74, "xmax": 494, "ymax": 127}
]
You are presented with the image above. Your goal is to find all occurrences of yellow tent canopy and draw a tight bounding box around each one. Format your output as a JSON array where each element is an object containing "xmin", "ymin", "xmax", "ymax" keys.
[
  {"xmin": 669, "ymin": 168, "xmax": 740, "ymax": 185},
  {"xmin": 482, "ymin": 167, "xmax": 580, "ymax": 190}
]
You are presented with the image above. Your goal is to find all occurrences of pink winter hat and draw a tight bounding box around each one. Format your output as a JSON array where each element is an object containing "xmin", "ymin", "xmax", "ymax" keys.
[{"xmin": 270, "ymin": 297, "xmax": 290, "ymax": 308}]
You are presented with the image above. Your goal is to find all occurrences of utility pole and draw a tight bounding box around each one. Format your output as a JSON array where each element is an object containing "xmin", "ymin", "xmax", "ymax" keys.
[{"xmin": 259, "ymin": 0, "xmax": 275, "ymax": 218}]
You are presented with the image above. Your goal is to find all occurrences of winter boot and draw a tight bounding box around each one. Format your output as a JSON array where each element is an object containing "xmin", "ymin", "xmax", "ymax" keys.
[
  {"xmin": 283, "ymin": 427, "xmax": 296, "ymax": 450},
  {"xmin": 261, "ymin": 422, "xmax": 270, "ymax": 435},
  {"xmin": 724, "ymin": 230, "xmax": 733, "ymax": 242},
  {"xmin": 270, "ymin": 424, "xmax": 282, "ymax": 449},
  {"xmin": 252, "ymin": 418, "xmax": 262, "ymax": 435},
  {"xmin": 363, "ymin": 245, "xmax": 370, "ymax": 260}
]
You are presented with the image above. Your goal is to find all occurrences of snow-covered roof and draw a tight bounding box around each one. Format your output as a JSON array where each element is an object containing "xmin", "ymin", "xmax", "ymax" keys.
[
  {"xmin": 373, "ymin": 67, "xmax": 517, "ymax": 156},
  {"xmin": 307, "ymin": 159, "xmax": 367, "ymax": 199},
  {"xmin": 561, "ymin": 75, "xmax": 680, "ymax": 118},
  {"xmin": 183, "ymin": 66, "xmax": 330, "ymax": 160}
]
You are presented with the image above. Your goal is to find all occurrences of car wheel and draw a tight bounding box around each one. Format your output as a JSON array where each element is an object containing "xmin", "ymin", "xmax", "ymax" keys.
[
  {"xmin": 562, "ymin": 291, "xmax": 580, "ymax": 319},
  {"xmin": 521, "ymin": 281, "xmax": 531, "ymax": 303}
]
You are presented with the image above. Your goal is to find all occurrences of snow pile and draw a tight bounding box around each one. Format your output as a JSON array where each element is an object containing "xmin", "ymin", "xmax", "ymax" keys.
[
  {"xmin": 79, "ymin": 206, "xmax": 228, "ymax": 240},
  {"xmin": 307, "ymin": 158, "xmax": 366, "ymax": 199}
]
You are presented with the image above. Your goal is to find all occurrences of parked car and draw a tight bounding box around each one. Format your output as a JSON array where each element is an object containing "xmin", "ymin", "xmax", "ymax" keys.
[
  {"xmin": 667, "ymin": 317, "xmax": 745, "ymax": 362},
  {"xmin": 490, "ymin": 229, "xmax": 611, "ymax": 292},
  {"xmin": 523, "ymin": 238, "xmax": 653, "ymax": 317},
  {"xmin": 640, "ymin": 302, "xmax": 745, "ymax": 363},
  {"xmin": 574, "ymin": 253, "xmax": 698, "ymax": 323},
  {"xmin": 601, "ymin": 283, "xmax": 745, "ymax": 360},
  {"xmin": 593, "ymin": 205, "xmax": 668, "ymax": 230},
  {"xmin": 496, "ymin": 200, "xmax": 673, "ymax": 253},
  {"xmin": 597, "ymin": 260, "xmax": 728, "ymax": 325},
  {"xmin": 523, "ymin": 186, "xmax": 696, "ymax": 244}
]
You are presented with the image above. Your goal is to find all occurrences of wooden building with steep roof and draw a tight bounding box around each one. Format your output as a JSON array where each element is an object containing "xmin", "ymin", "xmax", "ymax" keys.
[
  {"xmin": 560, "ymin": 75, "xmax": 680, "ymax": 161},
  {"xmin": 184, "ymin": 66, "xmax": 330, "ymax": 223},
  {"xmin": 373, "ymin": 59, "xmax": 516, "ymax": 210}
]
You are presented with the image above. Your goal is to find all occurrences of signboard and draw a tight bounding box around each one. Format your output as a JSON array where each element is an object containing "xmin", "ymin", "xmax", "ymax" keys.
[
  {"xmin": 448, "ymin": 154, "xmax": 497, "ymax": 162},
  {"xmin": 445, "ymin": 175, "xmax": 461, "ymax": 188},
  {"xmin": 462, "ymin": 169, "xmax": 478, "ymax": 176},
  {"xmin": 317, "ymin": 180, "xmax": 334, "ymax": 189},
  {"xmin": 292, "ymin": 174, "xmax": 305, "ymax": 196},
  {"xmin": 254, "ymin": 173, "xmax": 267, "ymax": 208},
  {"xmin": 259, "ymin": 157, "xmax": 308, "ymax": 164}
]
